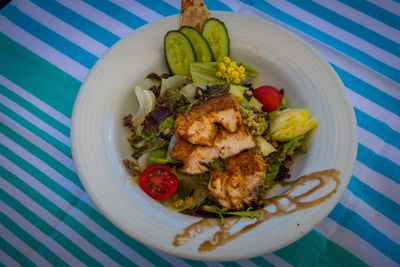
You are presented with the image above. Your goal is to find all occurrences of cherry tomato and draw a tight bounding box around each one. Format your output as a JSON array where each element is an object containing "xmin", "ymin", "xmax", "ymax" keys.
[
  {"xmin": 253, "ymin": 86, "xmax": 282, "ymax": 112},
  {"xmin": 139, "ymin": 164, "xmax": 178, "ymax": 200}
]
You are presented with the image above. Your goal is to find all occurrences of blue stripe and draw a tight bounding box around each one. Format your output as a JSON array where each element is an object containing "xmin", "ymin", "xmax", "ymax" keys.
[
  {"xmin": 329, "ymin": 203, "xmax": 400, "ymax": 262},
  {"xmin": 205, "ymin": 0, "xmax": 233, "ymax": 11},
  {"xmin": 0, "ymin": 85, "xmax": 70, "ymax": 138},
  {"xmin": 357, "ymin": 144, "xmax": 400, "ymax": 184},
  {"xmin": 287, "ymin": 0, "xmax": 400, "ymax": 57},
  {"xmin": 31, "ymin": 0, "xmax": 119, "ymax": 47},
  {"xmin": 134, "ymin": 0, "xmax": 179, "ymax": 17},
  {"xmin": 3, "ymin": 5, "xmax": 97, "ymax": 69},
  {"xmin": 81, "ymin": 0, "xmax": 146, "ymax": 30},
  {"xmin": 348, "ymin": 176, "xmax": 400, "ymax": 225},
  {"xmin": 338, "ymin": 0, "xmax": 400, "ymax": 30},
  {"xmin": 0, "ymin": 103, "xmax": 71, "ymax": 158},
  {"xmin": 240, "ymin": 0, "xmax": 400, "ymax": 83},
  {"xmin": 354, "ymin": 108, "xmax": 400, "ymax": 150},
  {"xmin": 333, "ymin": 65, "xmax": 400, "ymax": 116},
  {"xmin": 0, "ymin": 123, "xmax": 80, "ymax": 187}
]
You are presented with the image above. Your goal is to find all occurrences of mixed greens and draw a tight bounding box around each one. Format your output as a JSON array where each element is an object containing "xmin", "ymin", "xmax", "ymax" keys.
[{"xmin": 123, "ymin": 18, "xmax": 318, "ymax": 222}]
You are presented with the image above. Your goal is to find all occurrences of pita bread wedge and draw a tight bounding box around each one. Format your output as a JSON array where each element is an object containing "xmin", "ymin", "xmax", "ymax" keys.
[{"xmin": 180, "ymin": 0, "xmax": 211, "ymax": 31}]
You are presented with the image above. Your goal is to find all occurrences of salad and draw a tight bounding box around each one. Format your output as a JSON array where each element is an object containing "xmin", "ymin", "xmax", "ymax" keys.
[{"xmin": 123, "ymin": 14, "xmax": 318, "ymax": 222}]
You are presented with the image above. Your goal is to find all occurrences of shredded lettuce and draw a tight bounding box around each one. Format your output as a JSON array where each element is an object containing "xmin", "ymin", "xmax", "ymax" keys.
[
  {"xmin": 244, "ymin": 65, "xmax": 258, "ymax": 78},
  {"xmin": 159, "ymin": 116, "xmax": 175, "ymax": 135},
  {"xmin": 206, "ymin": 158, "xmax": 225, "ymax": 171},
  {"xmin": 160, "ymin": 75, "xmax": 188, "ymax": 96},
  {"xmin": 190, "ymin": 62, "xmax": 225, "ymax": 83},
  {"xmin": 203, "ymin": 205, "xmax": 261, "ymax": 225},
  {"xmin": 147, "ymin": 148, "xmax": 168, "ymax": 164}
]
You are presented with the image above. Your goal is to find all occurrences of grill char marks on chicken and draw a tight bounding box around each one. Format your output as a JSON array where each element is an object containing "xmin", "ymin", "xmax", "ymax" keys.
[
  {"xmin": 208, "ymin": 151, "xmax": 266, "ymax": 211},
  {"xmin": 174, "ymin": 94, "xmax": 241, "ymax": 146}
]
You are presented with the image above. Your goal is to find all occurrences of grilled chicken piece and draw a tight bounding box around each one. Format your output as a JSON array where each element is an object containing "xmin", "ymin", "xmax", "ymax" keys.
[
  {"xmin": 214, "ymin": 125, "xmax": 256, "ymax": 159},
  {"xmin": 175, "ymin": 94, "xmax": 242, "ymax": 146},
  {"xmin": 170, "ymin": 138, "xmax": 219, "ymax": 174},
  {"xmin": 208, "ymin": 151, "xmax": 266, "ymax": 210}
]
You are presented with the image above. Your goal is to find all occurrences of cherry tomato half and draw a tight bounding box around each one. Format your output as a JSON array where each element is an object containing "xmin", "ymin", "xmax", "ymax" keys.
[
  {"xmin": 139, "ymin": 164, "xmax": 178, "ymax": 200},
  {"xmin": 253, "ymin": 86, "xmax": 282, "ymax": 112}
]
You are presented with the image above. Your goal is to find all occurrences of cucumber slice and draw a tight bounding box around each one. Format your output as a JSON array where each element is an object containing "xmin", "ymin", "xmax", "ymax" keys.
[
  {"xmin": 201, "ymin": 18, "xmax": 230, "ymax": 62},
  {"xmin": 179, "ymin": 26, "xmax": 214, "ymax": 62},
  {"xmin": 164, "ymin": 30, "xmax": 196, "ymax": 75}
]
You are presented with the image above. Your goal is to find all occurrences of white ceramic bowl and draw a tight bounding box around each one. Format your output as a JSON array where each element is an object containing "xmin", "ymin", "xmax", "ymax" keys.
[{"xmin": 71, "ymin": 12, "xmax": 357, "ymax": 261}]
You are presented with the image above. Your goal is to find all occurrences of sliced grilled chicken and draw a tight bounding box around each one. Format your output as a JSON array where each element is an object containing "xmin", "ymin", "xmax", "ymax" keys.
[
  {"xmin": 214, "ymin": 125, "xmax": 255, "ymax": 159},
  {"xmin": 170, "ymin": 138, "xmax": 219, "ymax": 174},
  {"xmin": 208, "ymin": 151, "xmax": 266, "ymax": 210},
  {"xmin": 175, "ymin": 94, "xmax": 241, "ymax": 146}
]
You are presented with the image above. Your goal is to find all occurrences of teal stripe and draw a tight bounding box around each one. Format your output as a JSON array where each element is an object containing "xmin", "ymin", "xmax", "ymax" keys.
[
  {"xmin": 250, "ymin": 256, "xmax": 275, "ymax": 267},
  {"xmin": 72, "ymin": 198, "xmax": 174, "ymax": 267},
  {"xmin": 0, "ymin": 85, "xmax": 70, "ymax": 138},
  {"xmin": 287, "ymin": 0, "xmax": 400, "ymax": 57},
  {"xmin": 0, "ymin": 33, "xmax": 80, "ymax": 118},
  {"xmin": 1, "ymin": 189, "xmax": 98, "ymax": 266},
  {"xmin": 1, "ymin": 168, "xmax": 137, "ymax": 267},
  {"xmin": 1, "ymin": 103, "xmax": 71, "ymax": 158},
  {"xmin": 333, "ymin": 65, "xmax": 400, "ymax": 117},
  {"xmin": 181, "ymin": 260, "xmax": 208, "ymax": 267},
  {"xmin": 0, "ymin": 123, "xmax": 81, "ymax": 188},
  {"xmin": 354, "ymin": 108, "xmax": 400, "ymax": 150},
  {"xmin": 329, "ymin": 203, "xmax": 400, "ymax": 262},
  {"xmin": 357, "ymin": 144, "xmax": 400, "ymax": 184},
  {"xmin": 3, "ymin": 5, "xmax": 97, "ymax": 69},
  {"xmin": 338, "ymin": 0, "xmax": 400, "ymax": 30},
  {"xmin": 348, "ymin": 176, "xmax": 400, "ymax": 225},
  {"xmin": 240, "ymin": 0, "xmax": 400, "ymax": 83},
  {"xmin": 134, "ymin": 0, "xmax": 179, "ymax": 16},
  {"xmin": 81, "ymin": 0, "xmax": 146, "ymax": 30},
  {"xmin": 0, "ymin": 152, "xmax": 173, "ymax": 266},
  {"xmin": 0, "ymin": 236, "xmax": 33, "ymax": 266},
  {"xmin": 1, "ymin": 206, "xmax": 69, "ymax": 266},
  {"xmin": 31, "ymin": 0, "xmax": 119, "ymax": 47},
  {"xmin": 275, "ymin": 229, "xmax": 366, "ymax": 266},
  {"xmin": 205, "ymin": 0, "xmax": 233, "ymax": 11}
]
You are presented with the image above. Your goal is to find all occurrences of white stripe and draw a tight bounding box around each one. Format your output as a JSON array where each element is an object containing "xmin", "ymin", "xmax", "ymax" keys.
[
  {"xmin": 55, "ymin": 0, "xmax": 132, "ymax": 38},
  {"xmin": 110, "ymin": 0, "xmax": 164, "ymax": 23},
  {"xmin": 0, "ymin": 184, "xmax": 118, "ymax": 266},
  {"xmin": 1, "ymin": 113, "xmax": 75, "ymax": 172},
  {"xmin": 161, "ymin": 0, "xmax": 179, "ymax": 9},
  {"xmin": 236, "ymin": 259, "xmax": 258, "ymax": 267},
  {"xmin": 0, "ymin": 155, "xmax": 160, "ymax": 267},
  {"xmin": 219, "ymin": 0, "xmax": 400, "ymax": 100},
  {"xmin": 314, "ymin": 0, "xmax": 400, "ymax": 44},
  {"xmin": 316, "ymin": 217, "xmax": 397, "ymax": 266},
  {"xmin": 204, "ymin": 262, "xmax": 224, "ymax": 267},
  {"xmin": 0, "ymin": 224, "xmax": 52, "ymax": 267},
  {"xmin": 0, "ymin": 94, "xmax": 70, "ymax": 147},
  {"xmin": 267, "ymin": 0, "xmax": 400, "ymax": 69},
  {"xmin": 367, "ymin": 0, "xmax": 400, "ymax": 16},
  {"xmin": 0, "ymin": 75, "xmax": 70, "ymax": 127},
  {"xmin": 263, "ymin": 253, "xmax": 293, "ymax": 267},
  {"xmin": 340, "ymin": 190, "xmax": 400, "ymax": 245},
  {"xmin": 358, "ymin": 126, "xmax": 400, "ymax": 165},
  {"xmin": 0, "ymin": 201, "xmax": 81, "ymax": 267},
  {"xmin": 0, "ymin": 17, "xmax": 88, "ymax": 82},
  {"xmin": 148, "ymin": 248, "xmax": 191, "ymax": 267},
  {"xmin": 14, "ymin": 0, "xmax": 108, "ymax": 58},
  {"xmin": 0, "ymin": 246, "xmax": 21, "ymax": 267},
  {"xmin": 347, "ymin": 89, "xmax": 400, "ymax": 133},
  {"xmin": 353, "ymin": 161, "xmax": 400, "ymax": 206},
  {"xmin": 0, "ymin": 134, "xmax": 82, "ymax": 198}
]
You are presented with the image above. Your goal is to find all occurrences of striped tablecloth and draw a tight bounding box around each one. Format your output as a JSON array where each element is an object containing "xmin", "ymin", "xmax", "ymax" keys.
[{"xmin": 1, "ymin": 0, "xmax": 399, "ymax": 266}]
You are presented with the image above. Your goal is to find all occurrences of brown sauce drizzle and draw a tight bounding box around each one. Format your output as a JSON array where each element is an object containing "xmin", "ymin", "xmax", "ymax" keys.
[{"xmin": 173, "ymin": 169, "xmax": 340, "ymax": 252}]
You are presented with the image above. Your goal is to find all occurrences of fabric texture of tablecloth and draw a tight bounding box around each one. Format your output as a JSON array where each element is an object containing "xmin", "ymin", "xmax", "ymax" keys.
[{"xmin": 1, "ymin": 0, "xmax": 399, "ymax": 266}]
